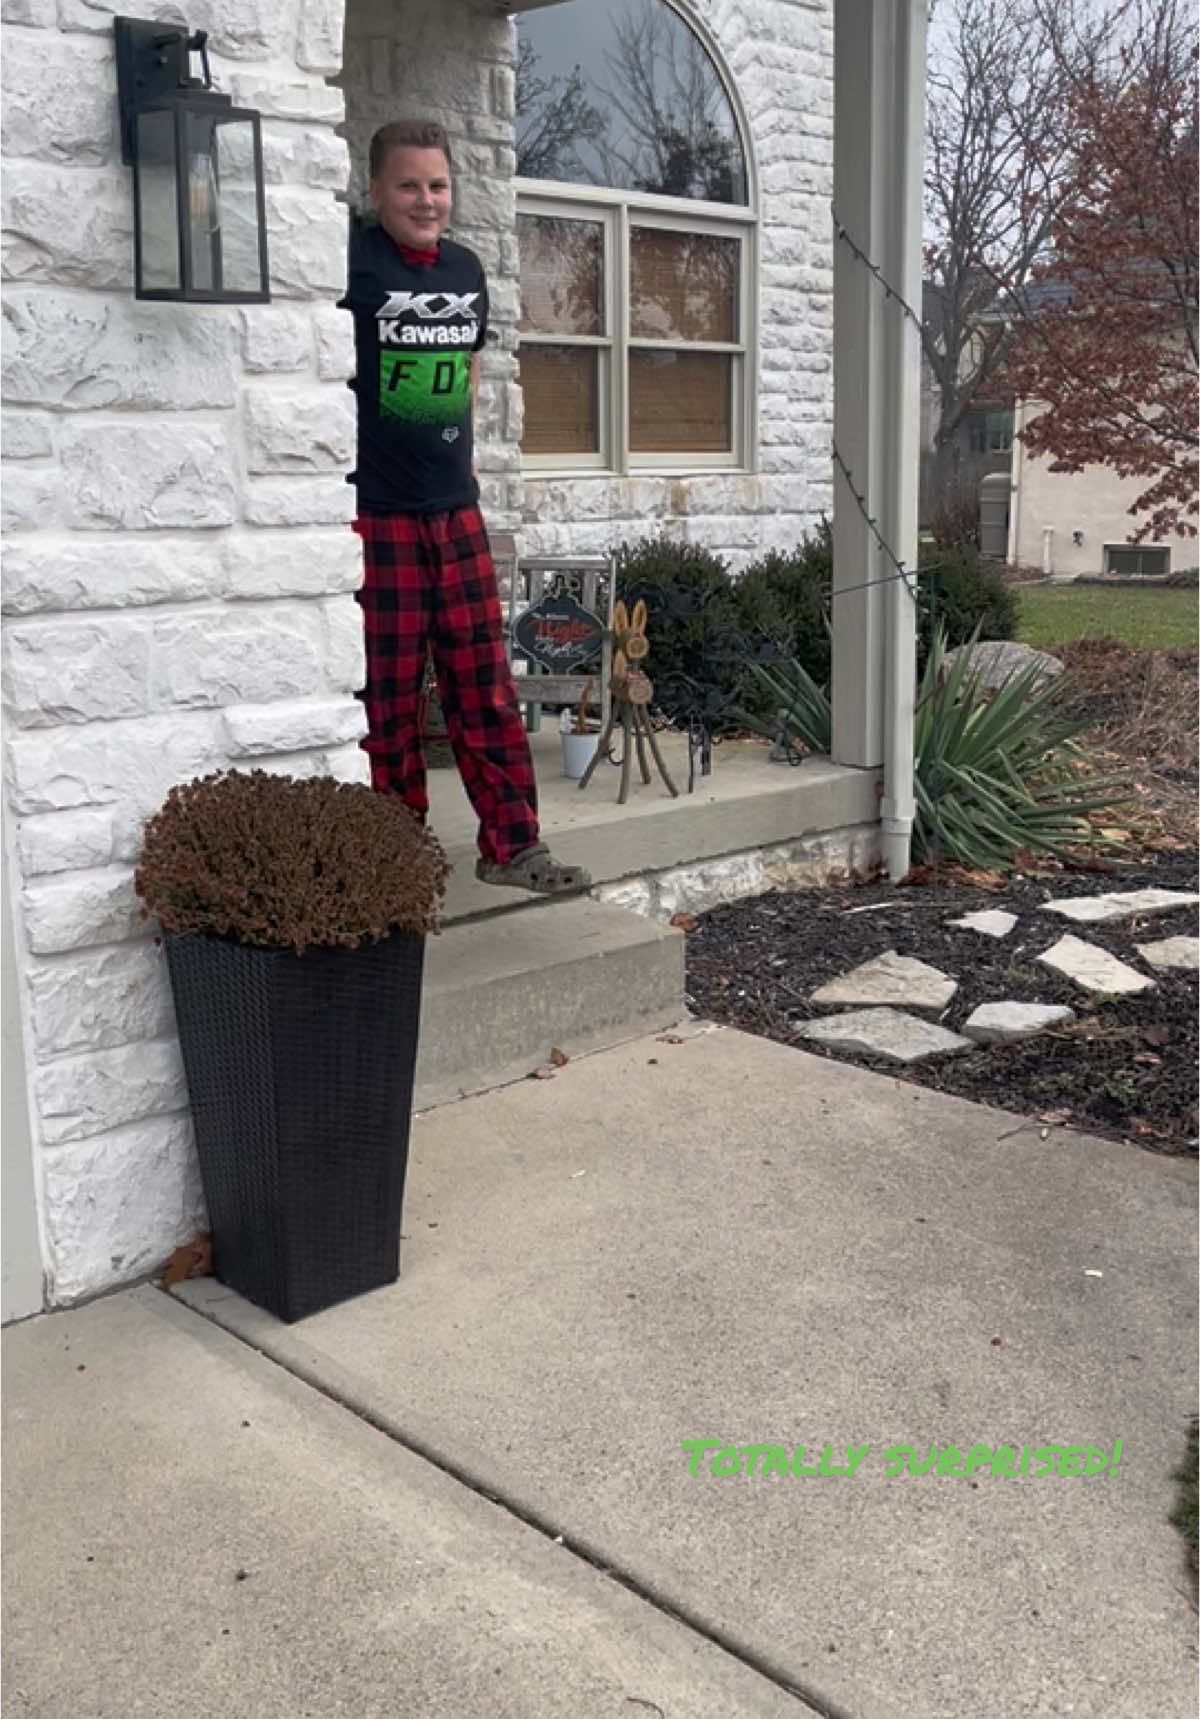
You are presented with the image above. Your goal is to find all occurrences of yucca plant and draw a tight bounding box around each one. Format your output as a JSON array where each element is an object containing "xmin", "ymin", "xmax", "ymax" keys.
[
  {"xmin": 739, "ymin": 629, "xmax": 1128, "ymax": 870},
  {"xmin": 737, "ymin": 658, "xmax": 831, "ymax": 756}
]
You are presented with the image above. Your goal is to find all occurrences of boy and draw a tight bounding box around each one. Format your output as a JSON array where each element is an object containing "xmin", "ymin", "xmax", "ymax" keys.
[{"xmin": 342, "ymin": 119, "xmax": 589, "ymax": 896}]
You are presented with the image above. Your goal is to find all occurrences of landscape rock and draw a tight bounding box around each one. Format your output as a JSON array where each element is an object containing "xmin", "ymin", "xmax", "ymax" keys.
[
  {"xmin": 1135, "ymin": 936, "xmax": 1200, "ymax": 973},
  {"xmin": 810, "ymin": 949, "xmax": 958, "ymax": 1011},
  {"xmin": 962, "ymin": 1002, "xmax": 1075, "ymax": 1044},
  {"xmin": 1037, "ymin": 935, "xmax": 1156, "ymax": 996},
  {"xmin": 942, "ymin": 639, "xmax": 1064, "ymax": 690},
  {"xmin": 1041, "ymin": 888, "xmax": 1199, "ymax": 925},
  {"xmin": 947, "ymin": 909, "xmax": 1018, "ymax": 939}
]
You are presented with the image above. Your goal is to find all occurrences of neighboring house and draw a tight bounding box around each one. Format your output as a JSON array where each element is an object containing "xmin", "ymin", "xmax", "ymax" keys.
[
  {"xmin": 918, "ymin": 273, "xmax": 1192, "ymax": 574},
  {"xmin": 1, "ymin": 0, "xmax": 929, "ymax": 1315},
  {"xmin": 1007, "ymin": 399, "xmax": 1196, "ymax": 578}
]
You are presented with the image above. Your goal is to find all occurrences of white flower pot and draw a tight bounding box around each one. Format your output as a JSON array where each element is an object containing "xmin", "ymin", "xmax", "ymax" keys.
[{"xmin": 561, "ymin": 731, "xmax": 600, "ymax": 779}]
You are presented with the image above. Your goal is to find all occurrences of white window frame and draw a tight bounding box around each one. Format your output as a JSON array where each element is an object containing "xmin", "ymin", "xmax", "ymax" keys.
[{"xmin": 516, "ymin": 178, "xmax": 758, "ymax": 478}]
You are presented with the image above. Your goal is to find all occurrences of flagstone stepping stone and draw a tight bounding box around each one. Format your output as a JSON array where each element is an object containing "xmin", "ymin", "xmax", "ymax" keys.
[
  {"xmin": 810, "ymin": 950, "xmax": 957, "ymax": 1010},
  {"xmin": 1041, "ymin": 888, "xmax": 1199, "ymax": 925},
  {"xmin": 947, "ymin": 909, "xmax": 1018, "ymax": 938},
  {"xmin": 962, "ymin": 1002, "xmax": 1076, "ymax": 1044},
  {"xmin": 801, "ymin": 1008, "xmax": 971, "ymax": 1064},
  {"xmin": 1037, "ymin": 935, "xmax": 1156, "ymax": 996},
  {"xmin": 1135, "ymin": 935, "xmax": 1200, "ymax": 972}
]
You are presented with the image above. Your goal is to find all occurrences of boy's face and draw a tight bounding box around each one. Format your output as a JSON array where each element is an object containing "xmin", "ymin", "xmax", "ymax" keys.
[{"xmin": 370, "ymin": 146, "xmax": 453, "ymax": 250}]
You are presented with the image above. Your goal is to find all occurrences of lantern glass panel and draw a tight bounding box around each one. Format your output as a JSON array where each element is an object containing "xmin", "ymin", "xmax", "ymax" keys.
[
  {"xmin": 212, "ymin": 116, "xmax": 265, "ymax": 296},
  {"xmin": 136, "ymin": 108, "xmax": 180, "ymax": 292},
  {"xmin": 184, "ymin": 110, "xmax": 220, "ymax": 293}
]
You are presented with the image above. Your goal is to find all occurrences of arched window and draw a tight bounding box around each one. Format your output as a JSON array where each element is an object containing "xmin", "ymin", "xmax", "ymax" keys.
[{"xmin": 515, "ymin": 0, "xmax": 755, "ymax": 473}]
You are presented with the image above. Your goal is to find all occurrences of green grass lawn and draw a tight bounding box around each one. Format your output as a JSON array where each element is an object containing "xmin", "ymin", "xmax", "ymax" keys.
[{"xmin": 1018, "ymin": 584, "xmax": 1198, "ymax": 650}]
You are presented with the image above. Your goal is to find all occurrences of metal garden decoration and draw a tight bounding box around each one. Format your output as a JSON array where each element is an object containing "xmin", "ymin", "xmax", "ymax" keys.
[
  {"xmin": 115, "ymin": 15, "xmax": 269, "ymax": 303},
  {"xmin": 578, "ymin": 601, "xmax": 679, "ymax": 805}
]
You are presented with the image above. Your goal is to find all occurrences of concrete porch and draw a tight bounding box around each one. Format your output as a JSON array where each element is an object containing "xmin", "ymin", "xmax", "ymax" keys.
[{"xmin": 413, "ymin": 733, "xmax": 878, "ymax": 1111}]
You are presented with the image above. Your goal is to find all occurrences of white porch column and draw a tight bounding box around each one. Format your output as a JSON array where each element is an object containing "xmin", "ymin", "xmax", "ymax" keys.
[
  {"xmin": 831, "ymin": 0, "xmax": 928, "ymax": 879},
  {"xmin": 830, "ymin": 0, "xmax": 889, "ymax": 769}
]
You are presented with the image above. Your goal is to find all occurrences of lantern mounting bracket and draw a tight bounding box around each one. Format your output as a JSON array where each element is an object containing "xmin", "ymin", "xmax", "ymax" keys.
[{"xmin": 115, "ymin": 15, "xmax": 221, "ymax": 165}]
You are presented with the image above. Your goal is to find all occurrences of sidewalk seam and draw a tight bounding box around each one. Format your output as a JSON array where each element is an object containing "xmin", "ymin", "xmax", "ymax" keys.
[{"xmin": 165, "ymin": 1284, "xmax": 859, "ymax": 1719}]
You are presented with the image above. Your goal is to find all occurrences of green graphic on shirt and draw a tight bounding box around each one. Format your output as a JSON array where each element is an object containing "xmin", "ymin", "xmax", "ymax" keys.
[{"xmin": 379, "ymin": 350, "xmax": 472, "ymax": 426}]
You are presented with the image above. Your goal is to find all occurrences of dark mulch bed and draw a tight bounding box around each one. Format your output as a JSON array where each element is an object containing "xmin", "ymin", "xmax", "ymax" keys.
[{"xmin": 686, "ymin": 849, "xmax": 1199, "ymax": 1155}]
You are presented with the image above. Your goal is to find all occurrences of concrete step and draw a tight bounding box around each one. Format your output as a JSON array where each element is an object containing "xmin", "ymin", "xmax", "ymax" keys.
[
  {"xmin": 430, "ymin": 734, "xmax": 878, "ymax": 925},
  {"xmin": 415, "ymin": 896, "xmax": 684, "ymax": 1111}
]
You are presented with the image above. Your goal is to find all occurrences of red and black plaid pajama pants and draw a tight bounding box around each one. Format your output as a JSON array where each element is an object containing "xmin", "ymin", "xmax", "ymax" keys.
[{"xmin": 352, "ymin": 507, "xmax": 540, "ymax": 865}]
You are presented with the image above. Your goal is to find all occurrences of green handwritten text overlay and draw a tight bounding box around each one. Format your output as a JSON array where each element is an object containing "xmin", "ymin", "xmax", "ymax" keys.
[{"xmin": 680, "ymin": 1441, "xmax": 1124, "ymax": 1478}]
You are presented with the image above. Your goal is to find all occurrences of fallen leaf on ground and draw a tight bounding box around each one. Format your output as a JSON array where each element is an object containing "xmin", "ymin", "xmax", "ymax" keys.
[
  {"xmin": 656, "ymin": 1033, "xmax": 685, "ymax": 1044},
  {"xmin": 1141, "ymin": 1025, "xmax": 1171, "ymax": 1046},
  {"xmin": 549, "ymin": 1047, "xmax": 570, "ymax": 1067},
  {"xmin": 162, "ymin": 1232, "xmax": 212, "ymax": 1287},
  {"xmin": 528, "ymin": 1065, "xmax": 556, "ymax": 1080},
  {"xmin": 670, "ymin": 913, "xmax": 699, "ymax": 932},
  {"xmin": 1036, "ymin": 1108, "xmax": 1073, "ymax": 1126}
]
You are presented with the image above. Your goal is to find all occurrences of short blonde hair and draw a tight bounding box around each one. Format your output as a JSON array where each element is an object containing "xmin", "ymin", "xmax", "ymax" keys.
[{"xmin": 370, "ymin": 120, "xmax": 453, "ymax": 179}]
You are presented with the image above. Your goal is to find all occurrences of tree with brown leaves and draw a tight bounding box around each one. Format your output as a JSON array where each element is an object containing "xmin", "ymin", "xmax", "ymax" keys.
[{"xmin": 1001, "ymin": 12, "xmax": 1198, "ymax": 540}]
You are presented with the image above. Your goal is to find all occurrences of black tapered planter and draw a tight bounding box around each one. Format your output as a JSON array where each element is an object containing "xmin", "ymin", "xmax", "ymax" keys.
[{"xmin": 165, "ymin": 928, "xmax": 424, "ymax": 1323}]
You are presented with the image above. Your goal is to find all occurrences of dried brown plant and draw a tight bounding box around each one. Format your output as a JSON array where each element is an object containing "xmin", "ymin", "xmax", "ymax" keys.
[{"xmin": 136, "ymin": 771, "xmax": 449, "ymax": 953}]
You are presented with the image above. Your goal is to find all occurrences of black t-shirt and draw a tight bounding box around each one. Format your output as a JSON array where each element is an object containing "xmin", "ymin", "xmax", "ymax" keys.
[{"xmin": 341, "ymin": 224, "xmax": 489, "ymax": 515}]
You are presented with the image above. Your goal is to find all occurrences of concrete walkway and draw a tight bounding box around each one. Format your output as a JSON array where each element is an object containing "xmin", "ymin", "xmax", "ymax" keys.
[{"xmin": 5, "ymin": 1027, "xmax": 1197, "ymax": 1718}]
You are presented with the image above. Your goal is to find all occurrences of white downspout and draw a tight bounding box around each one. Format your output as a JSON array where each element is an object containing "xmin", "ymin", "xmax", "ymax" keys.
[
  {"xmin": 1007, "ymin": 400, "xmax": 1023, "ymax": 565},
  {"xmin": 879, "ymin": 0, "xmax": 927, "ymax": 881}
]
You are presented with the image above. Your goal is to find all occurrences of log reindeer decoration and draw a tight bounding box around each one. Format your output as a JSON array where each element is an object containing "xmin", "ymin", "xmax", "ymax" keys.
[{"xmin": 578, "ymin": 599, "xmax": 680, "ymax": 804}]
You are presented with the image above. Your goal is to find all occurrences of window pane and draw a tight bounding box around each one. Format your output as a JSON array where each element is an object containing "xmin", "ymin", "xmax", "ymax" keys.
[
  {"xmin": 986, "ymin": 410, "xmax": 1013, "ymax": 452},
  {"xmin": 518, "ymin": 214, "xmax": 604, "ymax": 336},
  {"xmin": 631, "ymin": 227, "xmax": 737, "ymax": 342},
  {"xmin": 1106, "ymin": 546, "xmax": 1168, "ymax": 576},
  {"xmin": 520, "ymin": 345, "xmax": 600, "ymax": 455},
  {"xmin": 136, "ymin": 109, "xmax": 180, "ymax": 292},
  {"xmin": 629, "ymin": 350, "xmax": 732, "ymax": 454},
  {"xmin": 516, "ymin": 0, "xmax": 747, "ymax": 204}
]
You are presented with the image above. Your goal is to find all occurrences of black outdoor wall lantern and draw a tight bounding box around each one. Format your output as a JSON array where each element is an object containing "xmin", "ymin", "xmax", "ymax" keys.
[{"xmin": 115, "ymin": 15, "xmax": 269, "ymax": 303}]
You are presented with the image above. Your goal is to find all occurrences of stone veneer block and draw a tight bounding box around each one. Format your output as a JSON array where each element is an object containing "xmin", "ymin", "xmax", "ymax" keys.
[
  {"xmin": 1041, "ymin": 889, "xmax": 1200, "ymax": 925},
  {"xmin": 1037, "ymin": 936, "xmax": 1156, "ymax": 996},
  {"xmin": 41, "ymin": 1114, "xmax": 205, "ymax": 1304},
  {"xmin": 810, "ymin": 949, "xmax": 958, "ymax": 1011},
  {"xmin": 60, "ymin": 424, "xmax": 236, "ymax": 529},
  {"xmin": 801, "ymin": 1008, "xmax": 972, "ymax": 1064},
  {"xmin": 962, "ymin": 1002, "xmax": 1075, "ymax": 1044}
]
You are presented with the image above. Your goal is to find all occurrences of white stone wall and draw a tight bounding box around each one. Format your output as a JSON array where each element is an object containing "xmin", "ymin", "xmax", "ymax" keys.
[
  {"xmin": 1, "ymin": 0, "xmax": 363, "ymax": 1303},
  {"xmin": 519, "ymin": 0, "xmax": 835, "ymax": 573},
  {"xmin": 1, "ymin": 0, "xmax": 835, "ymax": 1307}
]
